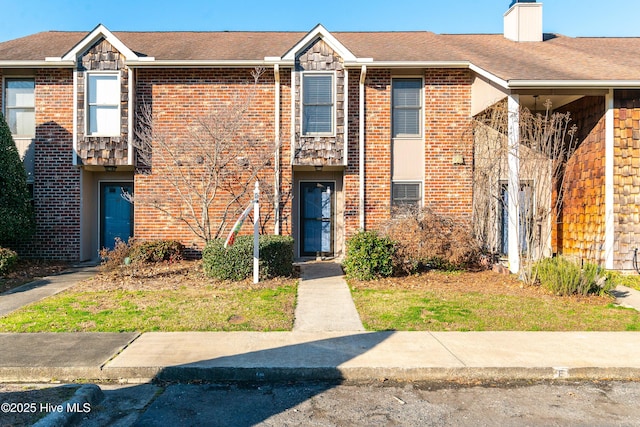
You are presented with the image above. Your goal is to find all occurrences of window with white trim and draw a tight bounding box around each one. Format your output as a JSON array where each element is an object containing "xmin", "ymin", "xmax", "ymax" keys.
[
  {"xmin": 302, "ymin": 73, "xmax": 334, "ymax": 135},
  {"xmin": 4, "ymin": 78, "xmax": 35, "ymax": 137},
  {"xmin": 392, "ymin": 78, "xmax": 422, "ymax": 138},
  {"xmin": 86, "ymin": 73, "xmax": 120, "ymax": 136},
  {"xmin": 392, "ymin": 182, "xmax": 422, "ymax": 209}
]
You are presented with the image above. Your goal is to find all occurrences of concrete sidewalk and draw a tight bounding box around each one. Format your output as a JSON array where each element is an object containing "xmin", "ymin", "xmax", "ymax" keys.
[
  {"xmin": 1, "ymin": 331, "xmax": 640, "ymax": 383},
  {"xmin": 1, "ymin": 262, "xmax": 640, "ymax": 384}
]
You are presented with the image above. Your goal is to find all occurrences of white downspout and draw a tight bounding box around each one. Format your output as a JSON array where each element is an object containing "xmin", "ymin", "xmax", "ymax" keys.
[
  {"xmin": 274, "ymin": 64, "xmax": 281, "ymax": 235},
  {"xmin": 604, "ymin": 89, "xmax": 615, "ymax": 269},
  {"xmin": 128, "ymin": 67, "xmax": 134, "ymax": 166},
  {"xmin": 507, "ymin": 94, "xmax": 520, "ymax": 274},
  {"xmin": 359, "ymin": 65, "xmax": 367, "ymax": 230}
]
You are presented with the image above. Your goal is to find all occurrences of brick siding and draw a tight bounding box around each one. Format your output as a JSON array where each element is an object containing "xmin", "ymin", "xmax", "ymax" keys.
[{"xmin": 19, "ymin": 69, "xmax": 80, "ymax": 260}]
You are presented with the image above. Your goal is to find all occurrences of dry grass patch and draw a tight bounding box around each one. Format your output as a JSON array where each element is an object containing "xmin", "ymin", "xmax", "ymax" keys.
[
  {"xmin": 0, "ymin": 260, "xmax": 297, "ymax": 332},
  {"xmin": 350, "ymin": 270, "xmax": 640, "ymax": 331}
]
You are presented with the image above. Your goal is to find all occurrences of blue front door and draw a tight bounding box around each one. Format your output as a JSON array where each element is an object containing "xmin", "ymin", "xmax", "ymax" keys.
[
  {"xmin": 100, "ymin": 182, "xmax": 133, "ymax": 250},
  {"xmin": 300, "ymin": 182, "xmax": 334, "ymax": 256}
]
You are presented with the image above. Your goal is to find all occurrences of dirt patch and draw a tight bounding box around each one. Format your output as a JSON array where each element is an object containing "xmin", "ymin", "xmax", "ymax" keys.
[
  {"xmin": 0, "ymin": 260, "xmax": 72, "ymax": 294},
  {"xmin": 349, "ymin": 270, "xmax": 613, "ymax": 305},
  {"xmin": 75, "ymin": 260, "xmax": 293, "ymax": 292}
]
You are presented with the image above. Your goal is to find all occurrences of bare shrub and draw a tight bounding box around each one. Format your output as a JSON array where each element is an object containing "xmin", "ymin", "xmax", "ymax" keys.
[
  {"xmin": 380, "ymin": 207, "xmax": 481, "ymax": 274},
  {"xmin": 98, "ymin": 238, "xmax": 132, "ymax": 272}
]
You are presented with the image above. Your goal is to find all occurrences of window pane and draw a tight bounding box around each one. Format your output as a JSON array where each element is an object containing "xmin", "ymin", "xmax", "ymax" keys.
[
  {"xmin": 88, "ymin": 75, "xmax": 119, "ymax": 105},
  {"xmin": 6, "ymin": 80, "xmax": 35, "ymax": 107},
  {"xmin": 392, "ymin": 182, "xmax": 421, "ymax": 208},
  {"xmin": 7, "ymin": 109, "xmax": 35, "ymax": 136},
  {"xmin": 303, "ymin": 75, "xmax": 332, "ymax": 104},
  {"xmin": 393, "ymin": 109, "xmax": 420, "ymax": 136},
  {"xmin": 392, "ymin": 79, "xmax": 421, "ymax": 137},
  {"xmin": 302, "ymin": 74, "xmax": 333, "ymax": 134},
  {"xmin": 393, "ymin": 79, "xmax": 421, "ymax": 107},
  {"xmin": 89, "ymin": 106, "xmax": 120, "ymax": 134},
  {"xmin": 303, "ymin": 105, "xmax": 332, "ymax": 133}
]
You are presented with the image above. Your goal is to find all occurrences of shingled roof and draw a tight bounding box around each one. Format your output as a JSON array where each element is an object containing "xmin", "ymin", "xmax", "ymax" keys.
[{"xmin": 2, "ymin": 29, "xmax": 640, "ymax": 84}]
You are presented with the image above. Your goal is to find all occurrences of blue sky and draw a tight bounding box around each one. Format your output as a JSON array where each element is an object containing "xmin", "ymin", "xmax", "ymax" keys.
[{"xmin": 1, "ymin": 0, "xmax": 639, "ymax": 42}]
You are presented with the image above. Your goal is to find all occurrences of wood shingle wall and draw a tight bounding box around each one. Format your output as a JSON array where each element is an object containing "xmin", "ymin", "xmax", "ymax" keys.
[
  {"xmin": 76, "ymin": 38, "xmax": 129, "ymax": 166},
  {"xmin": 293, "ymin": 38, "xmax": 345, "ymax": 166}
]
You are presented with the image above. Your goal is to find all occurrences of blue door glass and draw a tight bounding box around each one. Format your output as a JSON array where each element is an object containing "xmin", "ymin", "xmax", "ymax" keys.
[
  {"xmin": 301, "ymin": 182, "xmax": 334, "ymax": 256},
  {"xmin": 101, "ymin": 183, "xmax": 133, "ymax": 250}
]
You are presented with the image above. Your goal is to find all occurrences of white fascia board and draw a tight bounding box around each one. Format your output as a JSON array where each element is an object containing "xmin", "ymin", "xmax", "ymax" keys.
[
  {"xmin": 0, "ymin": 60, "xmax": 75, "ymax": 68},
  {"xmin": 62, "ymin": 24, "xmax": 138, "ymax": 61},
  {"xmin": 282, "ymin": 24, "xmax": 356, "ymax": 62},
  {"xmin": 469, "ymin": 64, "xmax": 509, "ymax": 89},
  {"xmin": 509, "ymin": 80, "xmax": 640, "ymax": 89},
  {"xmin": 344, "ymin": 60, "xmax": 469, "ymax": 68},
  {"xmin": 126, "ymin": 59, "xmax": 289, "ymax": 67}
]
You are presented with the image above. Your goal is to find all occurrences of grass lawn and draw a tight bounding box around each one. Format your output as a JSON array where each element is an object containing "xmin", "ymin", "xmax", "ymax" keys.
[
  {"xmin": 350, "ymin": 270, "xmax": 640, "ymax": 332},
  {"xmin": 0, "ymin": 261, "xmax": 297, "ymax": 332}
]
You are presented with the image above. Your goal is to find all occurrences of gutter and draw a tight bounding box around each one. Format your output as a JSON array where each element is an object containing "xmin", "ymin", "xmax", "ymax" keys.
[
  {"xmin": 125, "ymin": 59, "xmax": 295, "ymax": 68},
  {"xmin": 508, "ymin": 80, "xmax": 640, "ymax": 89},
  {"xmin": 0, "ymin": 60, "xmax": 75, "ymax": 68}
]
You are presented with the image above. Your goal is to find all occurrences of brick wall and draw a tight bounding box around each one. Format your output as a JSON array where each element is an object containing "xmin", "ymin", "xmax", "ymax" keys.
[
  {"xmin": 21, "ymin": 69, "xmax": 80, "ymax": 260},
  {"xmin": 343, "ymin": 68, "xmax": 474, "ymax": 237},
  {"xmin": 560, "ymin": 96, "xmax": 606, "ymax": 264},
  {"xmin": 424, "ymin": 69, "xmax": 474, "ymax": 221},
  {"xmin": 344, "ymin": 70, "xmax": 361, "ymax": 236},
  {"xmin": 362, "ymin": 69, "xmax": 392, "ymax": 230},
  {"xmin": 133, "ymin": 68, "xmax": 287, "ymax": 254},
  {"xmin": 613, "ymin": 90, "xmax": 640, "ymax": 270}
]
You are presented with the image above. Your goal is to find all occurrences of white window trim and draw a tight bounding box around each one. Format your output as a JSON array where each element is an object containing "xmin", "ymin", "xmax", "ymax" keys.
[
  {"xmin": 391, "ymin": 76, "xmax": 424, "ymax": 139},
  {"xmin": 391, "ymin": 180, "xmax": 423, "ymax": 208},
  {"xmin": 85, "ymin": 71, "xmax": 121, "ymax": 137},
  {"xmin": 300, "ymin": 71, "xmax": 336, "ymax": 137},
  {"xmin": 3, "ymin": 76, "xmax": 36, "ymax": 138}
]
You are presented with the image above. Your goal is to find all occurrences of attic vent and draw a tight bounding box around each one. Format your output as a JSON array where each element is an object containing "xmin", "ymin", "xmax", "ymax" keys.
[{"xmin": 504, "ymin": 0, "xmax": 543, "ymax": 42}]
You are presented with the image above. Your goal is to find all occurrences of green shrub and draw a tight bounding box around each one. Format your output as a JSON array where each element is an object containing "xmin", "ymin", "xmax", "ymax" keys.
[
  {"xmin": 0, "ymin": 247, "xmax": 18, "ymax": 274},
  {"xmin": 202, "ymin": 235, "xmax": 294, "ymax": 281},
  {"xmin": 343, "ymin": 230, "xmax": 395, "ymax": 280},
  {"xmin": 128, "ymin": 240, "xmax": 184, "ymax": 264},
  {"xmin": 0, "ymin": 113, "xmax": 35, "ymax": 245},
  {"xmin": 535, "ymin": 256, "xmax": 610, "ymax": 296}
]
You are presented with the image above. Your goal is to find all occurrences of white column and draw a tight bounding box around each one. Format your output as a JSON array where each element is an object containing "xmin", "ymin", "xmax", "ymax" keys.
[
  {"xmin": 507, "ymin": 94, "xmax": 521, "ymax": 274},
  {"xmin": 604, "ymin": 89, "xmax": 615, "ymax": 269}
]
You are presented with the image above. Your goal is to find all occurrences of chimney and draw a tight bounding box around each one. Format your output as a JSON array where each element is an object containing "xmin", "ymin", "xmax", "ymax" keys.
[{"xmin": 504, "ymin": 0, "xmax": 543, "ymax": 42}]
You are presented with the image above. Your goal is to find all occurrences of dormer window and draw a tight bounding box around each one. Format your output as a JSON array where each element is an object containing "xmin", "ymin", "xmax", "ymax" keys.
[
  {"xmin": 302, "ymin": 73, "xmax": 334, "ymax": 135},
  {"xmin": 86, "ymin": 72, "xmax": 120, "ymax": 136}
]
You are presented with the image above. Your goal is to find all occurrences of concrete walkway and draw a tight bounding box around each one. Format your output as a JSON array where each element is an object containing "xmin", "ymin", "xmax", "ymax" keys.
[
  {"xmin": 1, "ymin": 262, "xmax": 640, "ymax": 384},
  {"xmin": 293, "ymin": 262, "xmax": 365, "ymax": 332},
  {"xmin": 0, "ymin": 265, "xmax": 98, "ymax": 317}
]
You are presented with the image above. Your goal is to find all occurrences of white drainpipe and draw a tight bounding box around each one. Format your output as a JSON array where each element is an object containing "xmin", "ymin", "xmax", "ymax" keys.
[
  {"xmin": 359, "ymin": 65, "xmax": 367, "ymax": 230},
  {"xmin": 274, "ymin": 64, "xmax": 281, "ymax": 235}
]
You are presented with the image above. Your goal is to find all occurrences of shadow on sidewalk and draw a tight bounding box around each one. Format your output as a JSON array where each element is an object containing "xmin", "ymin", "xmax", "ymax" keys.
[{"xmin": 134, "ymin": 332, "xmax": 394, "ymax": 426}]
